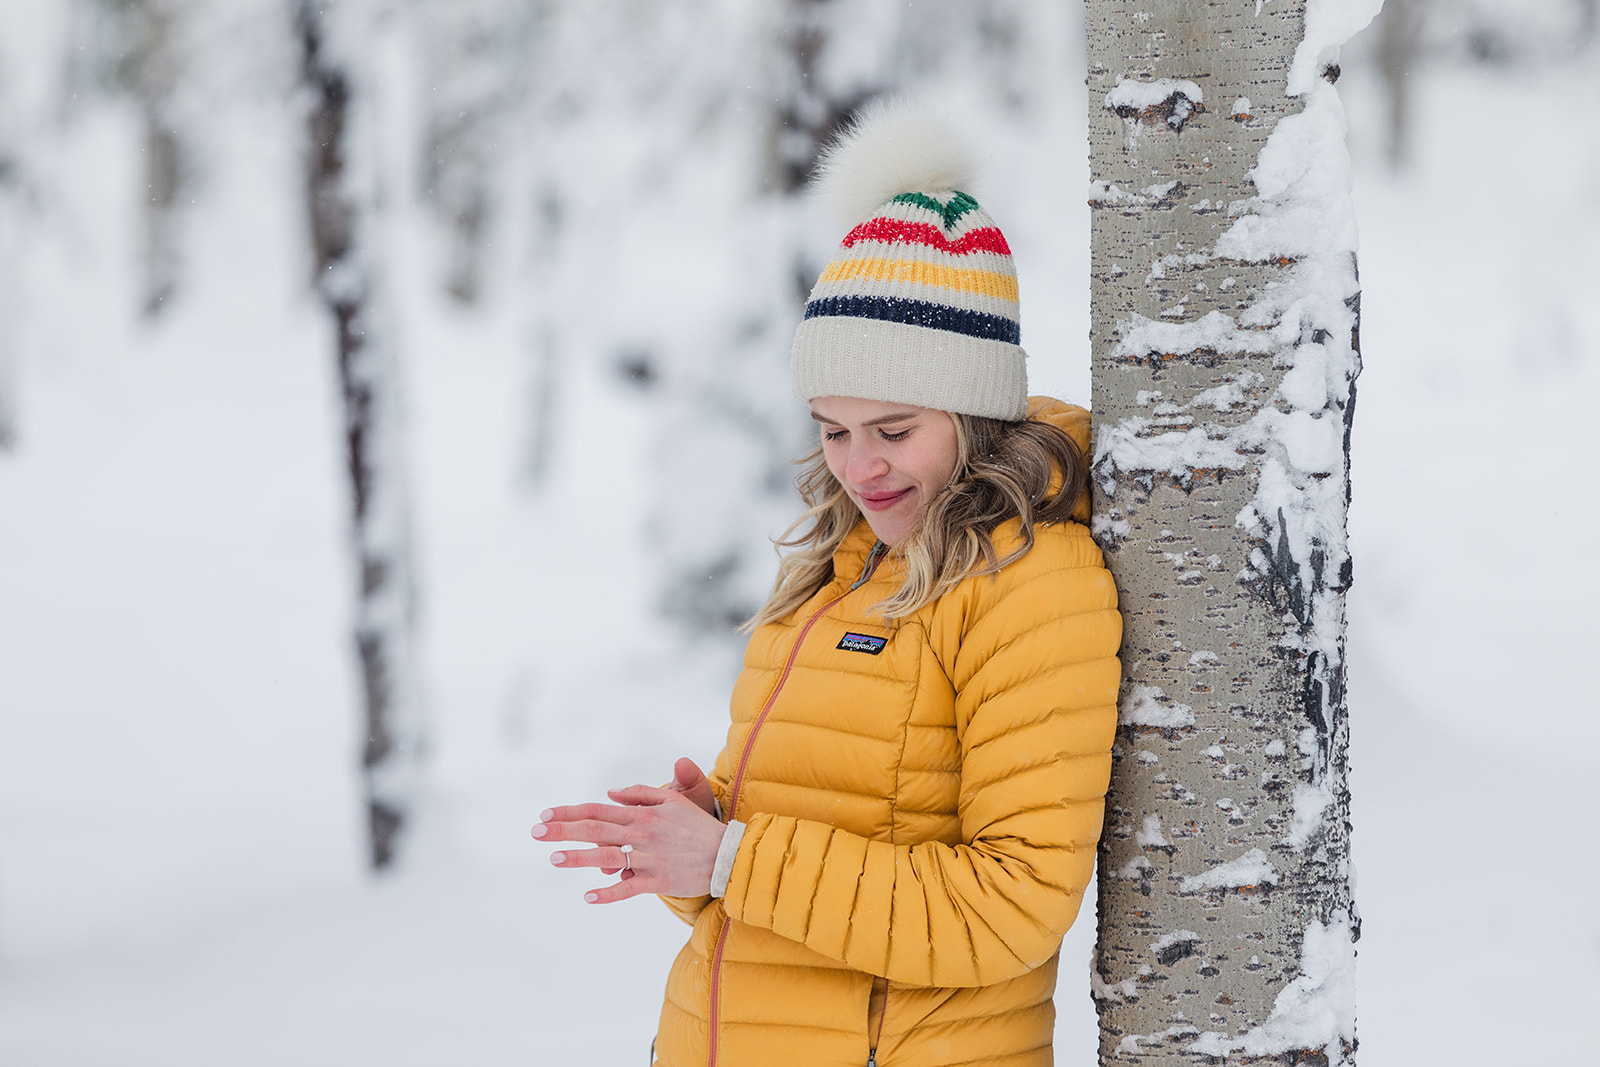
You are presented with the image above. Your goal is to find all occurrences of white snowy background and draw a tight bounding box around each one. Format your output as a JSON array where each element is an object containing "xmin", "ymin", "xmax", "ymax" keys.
[{"xmin": 1, "ymin": 1, "xmax": 1596, "ymax": 1064}]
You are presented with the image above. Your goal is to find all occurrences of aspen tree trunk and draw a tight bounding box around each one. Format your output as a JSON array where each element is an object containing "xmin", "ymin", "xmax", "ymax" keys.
[
  {"xmin": 415, "ymin": 0, "xmax": 530, "ymax": 305},
  {"xmin": 0, "ymin": 144, "xmax": 15, "ymax": 451},
  {"xmin": 656, "ymin": 0, "xmax": 879, "ymax": 633},
  {"xmin": 1376, "ymin": 0, "xmax": 1426, "ymax": 169},
  {"xmin": 296, "ymin": 0, "xmax": 424, "ymax": 871},
  {"xmin": 764, "ymin": 0, "xmax": 877, "ymax": 196},
  {"xmin": 127, "ymin": 0, "xmax": 183, "ymax": 315},
  {"xmin": 1086, "ymin": 2, "xmax": 1364, "ymax": 1063}
]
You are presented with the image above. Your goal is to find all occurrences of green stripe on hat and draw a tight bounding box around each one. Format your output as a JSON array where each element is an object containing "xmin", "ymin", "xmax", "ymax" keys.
[{"xmin": 891, "ymin": 190, "xmax": 981, "ymax": 229}]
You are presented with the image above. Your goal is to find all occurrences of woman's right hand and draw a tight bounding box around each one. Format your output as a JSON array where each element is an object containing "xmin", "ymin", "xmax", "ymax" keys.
[{"xmin": 665, "ymin": 757, "xmax": 718, "ymax": 818}]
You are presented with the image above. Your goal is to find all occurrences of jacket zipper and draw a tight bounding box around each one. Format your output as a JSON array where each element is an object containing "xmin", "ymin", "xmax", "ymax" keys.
[
  {"xmin": 723, "ymin": 540, "xmax": 886, "ymax": 823},
  {"xmin": 867, "ymin": 974, "xmax": 889, "ymax": 1066},
  {"xmin": 707, "ymin": 541, "xmax": 887, "ymax": 1067},
  {"xmin": 707, "ymin": 918, "xmax": 732, "ymax": 1067}
]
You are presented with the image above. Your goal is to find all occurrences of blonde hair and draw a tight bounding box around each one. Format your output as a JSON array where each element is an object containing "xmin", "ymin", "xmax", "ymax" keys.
[{"xmin": 746, "ymin": 413, "xmax": 1086, "ymax": 629}]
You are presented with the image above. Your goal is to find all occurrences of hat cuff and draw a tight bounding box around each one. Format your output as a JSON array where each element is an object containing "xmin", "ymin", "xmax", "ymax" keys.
[{"xmin": 792, "ymin": 316, "xmax": 1028, "ymax": 421}]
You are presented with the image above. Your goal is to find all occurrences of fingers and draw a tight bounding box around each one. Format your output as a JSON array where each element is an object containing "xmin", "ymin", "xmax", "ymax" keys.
[
  {"xmin": 548, "ymin": 845, "xmax": 633, "ymax": 872},
  {"xmin": 531, "ymin": 817, "xmax": 633, "ymax": 846},
  {"xmin": 605, "ymin": 783, "xmax": 674, "ymax": 806},
  {"xmin": 584, "ymin": 875, "xmax": 651, "ymax": 905},
  {"xmin": 671, "ymin": 757, "xmax": 706, "ymax": 790},
  {"xmin": 537, "ymin": 802, "xmax": 640, "ymax": 826}
]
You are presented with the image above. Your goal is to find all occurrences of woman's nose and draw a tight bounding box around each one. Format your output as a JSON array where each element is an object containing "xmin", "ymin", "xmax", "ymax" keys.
[{"xmin": 846, "ymin": 444, "xmax": 889, "ymax": 484}]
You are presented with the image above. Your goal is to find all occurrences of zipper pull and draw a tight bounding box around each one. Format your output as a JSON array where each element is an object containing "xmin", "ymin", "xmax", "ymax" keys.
[
  {"xmin": 866, "ymin": 1053, "xmax": 877, "ymax": 1067},
  {"xmin": 850, "ymin": 540, "xmax": 887, "ymax": 591}
]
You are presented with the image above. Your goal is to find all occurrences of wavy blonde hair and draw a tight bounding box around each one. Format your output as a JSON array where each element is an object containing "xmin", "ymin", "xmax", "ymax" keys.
[{"xmin": 746, "ymin": 412, "xmax": 1086, "ymax": 629}]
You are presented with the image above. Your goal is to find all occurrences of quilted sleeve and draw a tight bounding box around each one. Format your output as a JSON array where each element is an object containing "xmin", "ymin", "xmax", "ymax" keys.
[
  {"xmin": 719, "ymin": 550, "xmax": 1121, "ymax": 987},
  {"xmin": 657, "ymin": 744, "xmax": 736, "ymax": 926}
]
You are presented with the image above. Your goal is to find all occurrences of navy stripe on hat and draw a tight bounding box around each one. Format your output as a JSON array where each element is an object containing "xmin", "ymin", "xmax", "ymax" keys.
[{"xmin": 803, "ymin": 295, "xmax": 1020, "ymax": 345}]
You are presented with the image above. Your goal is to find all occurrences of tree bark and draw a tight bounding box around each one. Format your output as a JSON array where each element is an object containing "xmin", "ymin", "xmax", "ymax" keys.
[
  {"xmin": 415, "ymin": 0, "xmax": 533, "ymax": 305},
  {"xmin": 1376, "ymin": 0, "xmax": 1426, "ymax": 169},
  {"xmin": 127, "ymin": 0, "xmax": 183, "ymax": 315},
  {"xmin": 0, "ymin": 138, "xmax": 16, "ymax": 451},
  {"xmin": 1086, "ymin": 2, "xmax": 1361, "ymax": 1063},
  {"xmin": 296, "ymin": 0, "xmax": 423, "ymax": 871}
]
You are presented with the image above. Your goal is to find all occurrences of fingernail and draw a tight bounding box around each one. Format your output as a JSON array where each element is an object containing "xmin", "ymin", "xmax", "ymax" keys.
[
  {"xmin": 550, "ymin": 852, "xmax": 565, "ymax": 865},
  {"xmin": 584, "ymin": 892, "xmax": 599, "ymax": 904},
  {"xmin": 539, "ymin": 809, "xmax": 554, "ymax": 822},
  {"xmin": 531, "ymin": 823, "xmax": 548, "ymax": 838}
]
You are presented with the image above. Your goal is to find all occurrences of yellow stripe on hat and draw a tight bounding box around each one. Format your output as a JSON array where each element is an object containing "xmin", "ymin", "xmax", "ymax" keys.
[{"xmin": 817, "ymin": 256, "xmax": 1019, "ymax": 303}]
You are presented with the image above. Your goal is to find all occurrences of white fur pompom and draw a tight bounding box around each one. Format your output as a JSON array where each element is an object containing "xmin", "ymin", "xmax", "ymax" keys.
[{"xmin": 812, "ymin": 99, "xmax": 979, "ymax": 229}]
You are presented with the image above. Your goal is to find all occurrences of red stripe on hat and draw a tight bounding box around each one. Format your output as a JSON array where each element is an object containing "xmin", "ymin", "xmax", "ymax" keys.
[{"xmin": 840, "ymin": 218, "xmax": 1013, "ymax": 256}]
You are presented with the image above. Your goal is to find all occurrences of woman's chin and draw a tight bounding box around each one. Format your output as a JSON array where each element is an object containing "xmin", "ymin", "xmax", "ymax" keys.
[{"xmin": 862, "ymin": 512, "xmax": 912, "ymax": 545}]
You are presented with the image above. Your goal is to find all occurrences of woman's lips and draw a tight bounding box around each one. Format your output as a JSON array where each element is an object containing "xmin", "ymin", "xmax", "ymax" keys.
[{"xmin": 857, "ymin": 487, "xmax": 911, "ymax": 512}]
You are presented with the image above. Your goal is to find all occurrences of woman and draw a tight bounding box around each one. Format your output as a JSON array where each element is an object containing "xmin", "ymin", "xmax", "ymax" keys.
[{"xmin": 534, "ymin": 103, "xmax": 1122, "ymax": 1066}]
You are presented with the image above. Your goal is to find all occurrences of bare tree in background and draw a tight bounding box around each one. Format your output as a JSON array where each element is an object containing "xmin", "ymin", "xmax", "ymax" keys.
[
  {"xmin": 296, "ymin": 0, "xmax": 424, "ymax": 871},
  {"xmin": 1086, "ymin": 1, "xmax": 1360, "ymax": 1063},
  {"xmin": 122, "ymin": 0, "xmax": 185, "ymax": 314},
  {"xmin": 763, "ymin": 0, "xmax": 878, "ymax": 196},
  {"xmin": 1376, "ymin": 0, "xmax": 1427, "ymax": 168},
  {"xmin": 415, "ymin": 0, "xmax": 536, "ymax": 306},
  {"xmin": 651, "ymin": 0, "xmax": 885, "ymax": 634},
  {"xmin": 0, "ymin": 107, "xmax": 16, "ymax": 451}
]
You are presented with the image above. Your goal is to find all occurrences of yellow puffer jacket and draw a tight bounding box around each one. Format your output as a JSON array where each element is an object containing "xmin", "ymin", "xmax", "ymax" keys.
[{"xmin": 654, "ymin": 399, "xmax": 1122, "ymax": 1067}]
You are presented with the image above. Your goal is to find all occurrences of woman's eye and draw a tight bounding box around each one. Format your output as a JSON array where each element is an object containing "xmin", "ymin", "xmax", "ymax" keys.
[
  {"xmin": 880, "ymin": 428, "xmax": 911, "ymax": 442},
  {"xmin": 822, "ymin": 428, "xmax": 848, "ymax": 441}
]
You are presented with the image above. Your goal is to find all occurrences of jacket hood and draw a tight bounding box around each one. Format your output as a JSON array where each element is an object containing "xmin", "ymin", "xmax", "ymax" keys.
[{"xmin": 1026, "ymin": 395, "xmax": 1093, "ymax": 526}]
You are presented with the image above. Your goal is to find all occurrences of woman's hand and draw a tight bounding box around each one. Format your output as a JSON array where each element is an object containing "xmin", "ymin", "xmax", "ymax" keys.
[
  {"xmin": 533, "ymin": 773, "xmax": 725, "ymax": 904},
  {"xmin": 665, "ymin": 756, "xmax": 718, "ymax": 818}
]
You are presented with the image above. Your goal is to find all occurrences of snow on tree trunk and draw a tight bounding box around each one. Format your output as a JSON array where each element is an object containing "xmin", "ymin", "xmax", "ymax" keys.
[
  {"xmin": 296, "ymin": 0, "xmax": 423, "ymax": 871},
  {"xmin": 1086, "ymin": 0, "xmax": 1377, "ymax": 1063}
]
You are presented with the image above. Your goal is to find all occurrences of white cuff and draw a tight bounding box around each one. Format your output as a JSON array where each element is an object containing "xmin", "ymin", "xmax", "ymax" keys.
[{"xmin": 709, "ymin": 820, "xmax": 745, "ymax": 898}]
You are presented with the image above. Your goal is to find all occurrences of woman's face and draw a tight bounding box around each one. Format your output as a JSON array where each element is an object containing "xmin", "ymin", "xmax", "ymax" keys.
[{"xmin": 810, "ymin": 396, "xmax": 960, "ymax": 546}]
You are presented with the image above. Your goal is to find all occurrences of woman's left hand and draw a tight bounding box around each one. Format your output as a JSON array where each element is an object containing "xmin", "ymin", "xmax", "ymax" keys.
[{"xmin": 532, "ymin": 784, "xmax": 725, "ymax": 904}]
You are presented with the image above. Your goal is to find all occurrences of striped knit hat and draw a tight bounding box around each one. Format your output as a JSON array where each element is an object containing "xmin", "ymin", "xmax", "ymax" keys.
[{"xmin": 792, "ymin": 102, "xmax": 1027, "ymax": 421}]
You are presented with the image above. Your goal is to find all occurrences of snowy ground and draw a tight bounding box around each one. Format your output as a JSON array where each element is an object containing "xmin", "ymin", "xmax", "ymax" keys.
[{"xmin": 2, "ymin": 31, "xmax": 1598, "ymax": 1067}]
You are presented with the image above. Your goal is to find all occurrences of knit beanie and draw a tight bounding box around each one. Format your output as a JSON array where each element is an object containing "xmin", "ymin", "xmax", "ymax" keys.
[{"xmin": 791, "ymin": 101, "xmax": 1028, "ymax": 421}]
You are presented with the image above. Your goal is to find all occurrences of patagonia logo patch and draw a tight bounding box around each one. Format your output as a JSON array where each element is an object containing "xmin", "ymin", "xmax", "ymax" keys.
[{"xmin": 837, "ymin": 632, "xmax": 887, "ymax": 655}]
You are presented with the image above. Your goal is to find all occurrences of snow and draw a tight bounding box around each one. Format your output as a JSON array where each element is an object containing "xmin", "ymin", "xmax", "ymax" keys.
[
  {"xmin": 1119, "ymin": 683, "xmax": 1197, "ymax": 728},
  {"xmin": 0, "ymin": 2, "xmax": 1597, "ymax": 1066},
  {"xmin": 1180, "ymin": 848, "xmax": 1280, "ymax": 892},
  {"xmin": 1104, "ymin": 77, "xmax": 1204, "ymax": 111},
  {"xmin": 1135, "ymin": 815, "xmax": 1170, "ymax": 849},
  {"xmin": 1114, "ymin": 856, "xmax": 1152, "ymax": 879},
  {"xmin": 1149, "ymin": 929, "xmax": 1200, "ymax": 956},
  {"xmin": 1188, "ymin": 915, "xmax": 1358, "ymax": 1065},
  {"xmin": 1290, "ymin": 0, "xmax": 1386, "ymax": 98},
  {"xmin": 1090, "ymin": 963, "xmax": 1138, "ymax": 1002},
  {"xmin": 1116, "ymin": 1022, "xmax": 1200, "ymax": 1056}
]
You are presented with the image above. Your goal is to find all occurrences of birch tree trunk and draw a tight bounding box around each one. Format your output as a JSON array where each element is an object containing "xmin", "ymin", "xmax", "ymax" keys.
[
  {"xmin": 414, "ymin": 0, "xmax": 533, "ymax": 306},
  {"xmin": 296, "ymin": 0, "xmax": 424, "ymax": 871},
  {"xmin": 0, "ymin": 139, "xmax": 16, "ymax": 451},
  {"xmin": 1086, "ymin": 1, "xmax": 1368, "ymax": 1062},
  {"xmin": 654, "ymin": 0, "xmax": 880, "ymax": 634},
  {"xmin": 127, "ymin": 0, "xmax": 184, "ymax": 315},
  {"xmin": 1376, "ymin": 0, "xmax": 1426, "ymax": 169}
]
